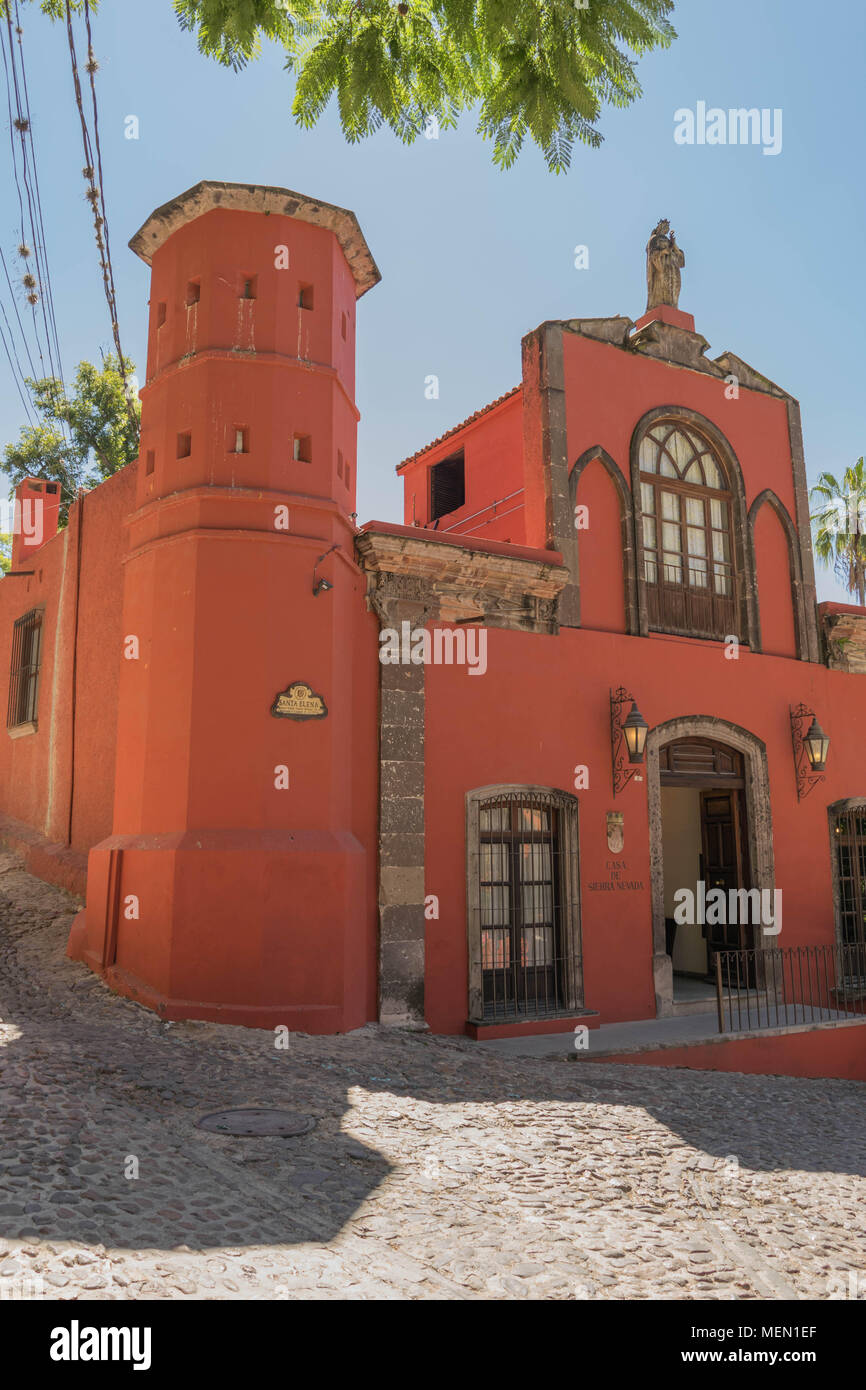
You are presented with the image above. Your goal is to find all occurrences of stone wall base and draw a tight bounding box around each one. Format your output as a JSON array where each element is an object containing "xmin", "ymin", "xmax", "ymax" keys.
[{"xmin": 0, "ymin": 814, "xmax": 87, "ymax": 898}]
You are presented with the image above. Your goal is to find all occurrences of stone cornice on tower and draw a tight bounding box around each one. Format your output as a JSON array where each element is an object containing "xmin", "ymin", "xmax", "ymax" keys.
[{"xmin": 129, "ymin": 179, "xmax": 381, "ymax": 298}]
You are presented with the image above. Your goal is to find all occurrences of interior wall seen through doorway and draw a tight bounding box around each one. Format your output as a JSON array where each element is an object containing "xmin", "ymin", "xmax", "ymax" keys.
[{"xmin": 660, "ymin": 786, "xmax": 707, "ymax": 975}]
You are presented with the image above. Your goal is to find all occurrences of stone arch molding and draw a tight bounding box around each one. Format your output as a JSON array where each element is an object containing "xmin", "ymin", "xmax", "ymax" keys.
[
  {"xmin": 748, "ymin": 488, "xmax": 809, "ymax": 660},
  {"xmin": 629, "ymin": 405, "xmax": 760, "ymax": 648},
  {"xmin": 646, "ymin": 715, "xmax": 775, "ymax": 1018},
  {"xmin": 569, "ymin": 446, "xmax": 640, "ymax": 634}
]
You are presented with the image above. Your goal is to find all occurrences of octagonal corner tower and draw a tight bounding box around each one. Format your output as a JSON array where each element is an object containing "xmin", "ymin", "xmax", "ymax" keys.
[{"xmin": 68, "ymin": 181, "xmax": 382, "ymax": 1032}]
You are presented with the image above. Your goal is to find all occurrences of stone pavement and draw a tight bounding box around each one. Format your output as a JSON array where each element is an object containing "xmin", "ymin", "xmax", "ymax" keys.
[
  {"xmin": 0, "ymin": 852, "xmax": 864, "ymax": 1301},
  {"xmin": 479, "ymin": 1009, "xmax": 865, "ymax": 1059}
]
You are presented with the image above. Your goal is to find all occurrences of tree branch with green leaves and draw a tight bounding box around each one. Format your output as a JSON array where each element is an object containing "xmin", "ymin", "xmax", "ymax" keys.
[
  {"xmin": 1, "ymin": 355, "xmax": 140, "ymax": 524},
  {"xmin": 173, "ymin": 0, "xmax": 676, "ymax": 171}
]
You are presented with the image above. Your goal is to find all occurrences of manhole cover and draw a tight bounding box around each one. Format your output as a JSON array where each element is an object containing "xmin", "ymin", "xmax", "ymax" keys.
[{"xmin": 196, "ymin": 1109, "xmax": 316, "ymax": 1137}]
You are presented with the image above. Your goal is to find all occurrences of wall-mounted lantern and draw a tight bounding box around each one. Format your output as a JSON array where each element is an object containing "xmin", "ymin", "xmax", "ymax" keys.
[
  {"xmin": 803, "ymin": 717, "xmax": 830, "ymax": 772},
  {"xmin": 791, "ymin": 703, "xmax": 830, "ymax": 800},
  {"xmin": 623, "ymin": 702, "xmax": 650, "ymax": 763},
  {"xmin": 611, "ymin": 687, "xmax": 649, "ymax": 795},
  {"xmin": 312, "ymin": 544, "xmax": 339, "ymax": 597}
]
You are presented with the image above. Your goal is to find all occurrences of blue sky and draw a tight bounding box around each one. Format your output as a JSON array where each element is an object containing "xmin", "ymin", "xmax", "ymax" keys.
[{"xmin": 1, "ymin": 0, "xmax": 864, "ymax": 602}]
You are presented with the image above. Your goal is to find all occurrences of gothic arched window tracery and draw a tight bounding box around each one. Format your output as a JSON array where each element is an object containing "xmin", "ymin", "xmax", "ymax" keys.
[{"xmin": 638, "ymin": 421, "xmax": 737, "ymax": 639}]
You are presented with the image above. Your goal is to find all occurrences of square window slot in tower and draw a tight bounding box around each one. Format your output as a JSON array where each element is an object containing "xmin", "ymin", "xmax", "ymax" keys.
[
  {"xmin": 177, "ymin": 432, "xmax": 192, "ymax": 459},
  {"xmin": 293, "ymin": 435, "xmax": 312, "ymax": 463},
  {"xmin": 156, "ymin": 302, "xmax": 167, "ymax": 327},
  {"xmin": 298, "ymin": 284, "xmax": 314, "ymax": 310},
  {"xmin": 145, "ymin": 450, "xmax": 155, "ymax": 476},
  {"xmin": 186, "ymin": 281, "xmax": 200, "ymax": 306},
  {"xmin": 241, "ymin": 275, "xmax": 257, "ymax": 300},
  {"xmin": 230, "ymin": 427, "xmax": 249, "ymax": 454}
]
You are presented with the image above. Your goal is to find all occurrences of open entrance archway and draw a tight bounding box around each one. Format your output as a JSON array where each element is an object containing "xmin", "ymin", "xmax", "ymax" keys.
[{"xmin": 646, "ymin": 717, "xmax": 775, "ymax": 1017}]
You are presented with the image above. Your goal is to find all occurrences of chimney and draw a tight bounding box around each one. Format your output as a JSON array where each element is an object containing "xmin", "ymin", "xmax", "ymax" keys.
[{"xmin": 10, "ymin": 477, "xmax": 61, "ymax": 570}]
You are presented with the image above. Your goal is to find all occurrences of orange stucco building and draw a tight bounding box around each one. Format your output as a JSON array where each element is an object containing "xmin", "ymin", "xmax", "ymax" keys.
[{"xmin": 2, "ymin": 181, "xmax": 866, "ymax": 1064}]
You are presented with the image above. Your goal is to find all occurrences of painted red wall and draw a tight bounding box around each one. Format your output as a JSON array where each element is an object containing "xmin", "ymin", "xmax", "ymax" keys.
[
  {"xmin": 575, "ymin": 459, "xmax": 627, "ymax": 632},
  {"xmin": 0, "ymin": 464, "xmax": 134, "ymax": 861},
  {"xmin": 753, "ymin": 502, "xmax": 798, "ymax": 658},
  {"xmin": 3, "ymin": 216, "xmax": 865, "ymax": 1053},
  {"xmin": 559, "ymin": 334, "xmax": 797, "ymax": 521},
  {"xmin": 10, "ymin": 477, "xmax": 60, "ymax": 570},
  {"xmin": 416, "ymin": 326, "xmax": 835, "ymax": 1035},
  {"xmin": 399, "ymin": 392, "xmax": 525, "ymax": 544},
  {"xmin": 70, "ymin": 201, "xmax": 380, "ymax": 1032},
  {"xmin": 422, "ymin": 625, "xmax": 866, "ymax": 1035},
  {"xmin": 594, "ymin": 1021, "xmax": 866, "ymax": 1081}
]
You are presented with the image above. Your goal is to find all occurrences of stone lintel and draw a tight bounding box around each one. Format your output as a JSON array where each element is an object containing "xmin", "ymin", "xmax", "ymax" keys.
[{"xmin": 355, "ymin": 529, "xmax": 568, "ymax": 633}]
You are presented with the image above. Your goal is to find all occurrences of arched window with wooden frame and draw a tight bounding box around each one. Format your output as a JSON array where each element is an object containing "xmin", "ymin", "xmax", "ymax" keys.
[{"xmin": 637, "ymin": 417, "xmax": 741, "ymax": 641}]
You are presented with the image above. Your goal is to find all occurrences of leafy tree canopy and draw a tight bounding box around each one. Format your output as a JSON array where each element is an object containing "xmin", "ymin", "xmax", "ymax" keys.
[
  {"xmin": 1, "ymin": 355, "xmax": 141, "ymax": 524},
  {"xmin": 171, "ymin": 0, "xmax": 676, "ymax": 171},
  {"xmin": 22, "ymin": 1, "xmax": 676, "ymax": 168}
]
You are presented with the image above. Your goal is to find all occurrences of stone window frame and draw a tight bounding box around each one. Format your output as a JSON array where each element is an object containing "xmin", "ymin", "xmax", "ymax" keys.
[
  {"xmin": 827, "ymin": 797, "xmax": 866, "ymax": 949},
  {"xmin": 465, "ymin": 783, "xmax": 582, "ymax": 1022},
  {"xmin": 630, "ymin": 406, "xmax": 759, "ymax": 648},
  {"xmin": 646, "ymin": 716, "xmax": 775, "ymax": 1018}
]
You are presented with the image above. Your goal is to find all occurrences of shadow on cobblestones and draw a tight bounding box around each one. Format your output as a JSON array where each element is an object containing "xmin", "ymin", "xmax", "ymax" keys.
[{"xmin": 1, "ymin": 856, "xmax": 865, "ymax": 1299}]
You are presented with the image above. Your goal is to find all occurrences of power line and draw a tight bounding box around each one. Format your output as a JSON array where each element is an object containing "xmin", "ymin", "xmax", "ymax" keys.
[
  {"xmin": 1, "ymin": 5, "xmax": 46, "ymax": 380},
  {"xmin": 64, "ymin": 0, "xmax": 137, "ymax": 431},
  {"xmin": 0, "ymin": 241, "xmax": 38, "ymax": 380},
  {"xmin": 12, "ymin": 0, "xmax": 67, "ymax": 400},
  {"xmin": 0, "ymin": 302, "xmax": 34, "ymax": 425},
  {"xmin": 0, "ymin": 13, "xmax": 42, "ymax": 395},
  {"xmin": 0, "ymin": 0, "xmax": 72, "ymax": 450}
]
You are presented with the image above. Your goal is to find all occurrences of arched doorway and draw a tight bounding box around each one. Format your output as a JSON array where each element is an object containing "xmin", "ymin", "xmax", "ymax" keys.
[{"xmin": 646, "ymin": 718, "xmax": 774, "ymax": 1017}]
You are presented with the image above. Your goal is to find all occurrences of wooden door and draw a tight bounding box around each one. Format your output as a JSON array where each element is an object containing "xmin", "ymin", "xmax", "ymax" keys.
[{"xmin": 700, "ymin": 789, "xmax": 749, "ymax": 956}]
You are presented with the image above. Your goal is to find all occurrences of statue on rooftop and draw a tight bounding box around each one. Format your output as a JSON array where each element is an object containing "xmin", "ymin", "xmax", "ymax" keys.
[{"xmin": 646, "ymin": 219, "xmax": 685, "ymax": 311}]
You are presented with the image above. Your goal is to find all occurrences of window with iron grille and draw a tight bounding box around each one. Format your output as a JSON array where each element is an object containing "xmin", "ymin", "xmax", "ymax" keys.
[
  {"xmin": 7, "ymin": 608, "xmax": 43, "ymax": 730},
  {"xmin": 831, "ymin": 802, "xmax": 866, "ymax": 947},
  {"xmin": 467, "ymin": 787, "xmax": 582, "ymax": 1022},
  {"xmin": 638, "ymin": 421, "xmax": 739, "ymax": 640}
]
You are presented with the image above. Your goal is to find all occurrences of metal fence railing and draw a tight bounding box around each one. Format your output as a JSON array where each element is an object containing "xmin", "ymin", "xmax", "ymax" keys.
[{"xmin": 714, "ymin": 942, "xmax": 866, "ymax": 1034}]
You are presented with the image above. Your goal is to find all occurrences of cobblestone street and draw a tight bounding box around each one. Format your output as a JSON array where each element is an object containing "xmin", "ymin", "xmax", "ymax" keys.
[{"xmin": 0, "ymin": 854, "xmax": 864, "ymax": 1302}]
